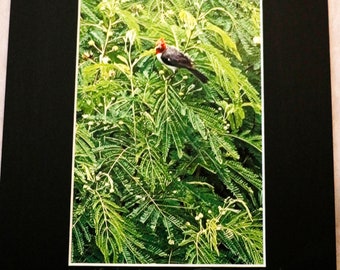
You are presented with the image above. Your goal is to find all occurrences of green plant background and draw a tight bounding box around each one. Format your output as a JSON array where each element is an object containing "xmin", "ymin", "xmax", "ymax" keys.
[{"xmin": 71, "ymin": 0, "xmax": 263, "ymax": 265}]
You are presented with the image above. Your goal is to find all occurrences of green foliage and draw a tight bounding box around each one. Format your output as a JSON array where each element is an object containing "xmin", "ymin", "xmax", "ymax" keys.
[{"xmin": 71, "ymin": 0, "xmax": 263, "ymax": 265}]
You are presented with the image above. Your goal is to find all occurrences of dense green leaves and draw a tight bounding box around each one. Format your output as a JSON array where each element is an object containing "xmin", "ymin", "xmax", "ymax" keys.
[{"xmin": 71, "ymin": 0, "xmax": 263, "ymax": 265}]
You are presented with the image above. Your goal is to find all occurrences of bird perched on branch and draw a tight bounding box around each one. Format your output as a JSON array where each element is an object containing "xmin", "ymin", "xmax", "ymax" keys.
[{"xmin": 155, "ymin": 38, "xmax": 208, "ymax": 83}]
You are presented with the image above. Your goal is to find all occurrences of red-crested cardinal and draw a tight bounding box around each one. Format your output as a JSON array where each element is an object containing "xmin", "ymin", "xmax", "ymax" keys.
[{"xmin": 155, "ymin": 38, "xmax": 208, "ymax": 83}]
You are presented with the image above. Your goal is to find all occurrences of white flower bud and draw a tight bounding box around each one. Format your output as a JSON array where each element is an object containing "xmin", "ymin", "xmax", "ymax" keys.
[{"xmin": 253, "ymin": 36, "xmax": 261, "ymax": 45}]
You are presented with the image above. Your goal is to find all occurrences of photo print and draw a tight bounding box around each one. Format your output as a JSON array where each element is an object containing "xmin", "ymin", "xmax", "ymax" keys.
[{"xmin": 69, "ymin": 0, "xmax": 264, "ymax": 267}]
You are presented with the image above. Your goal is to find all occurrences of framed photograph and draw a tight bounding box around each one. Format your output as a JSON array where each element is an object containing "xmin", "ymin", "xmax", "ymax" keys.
[
  {"xmin": 69, "ymin": 0, "xmax": 264, "ymax": 267},
  {"xmin": 0, "ymin": 0, "xmax": 336, "ymax": 269}
]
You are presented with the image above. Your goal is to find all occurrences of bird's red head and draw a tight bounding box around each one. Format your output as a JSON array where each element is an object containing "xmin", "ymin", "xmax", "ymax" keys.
[{"xmin": 155, "ymin": 38, "xmax": 167, "ymax": 54}]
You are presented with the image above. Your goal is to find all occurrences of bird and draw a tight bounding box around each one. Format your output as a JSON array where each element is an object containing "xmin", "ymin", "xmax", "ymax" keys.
[{"xmin": 155, "ymin": 38, "xmax": 208, "ymax": 83}]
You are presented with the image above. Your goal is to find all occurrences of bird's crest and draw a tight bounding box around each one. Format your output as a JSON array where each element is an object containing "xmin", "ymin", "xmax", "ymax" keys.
[{"xmin": 155, "ymin": 37, "xmax": 167, "ymax": 54}]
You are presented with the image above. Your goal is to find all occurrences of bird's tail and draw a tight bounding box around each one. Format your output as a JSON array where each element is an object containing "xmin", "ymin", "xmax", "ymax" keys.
[{"xmin": 189, "ymin": 68, "xmax": 208, "ymax": 83}]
